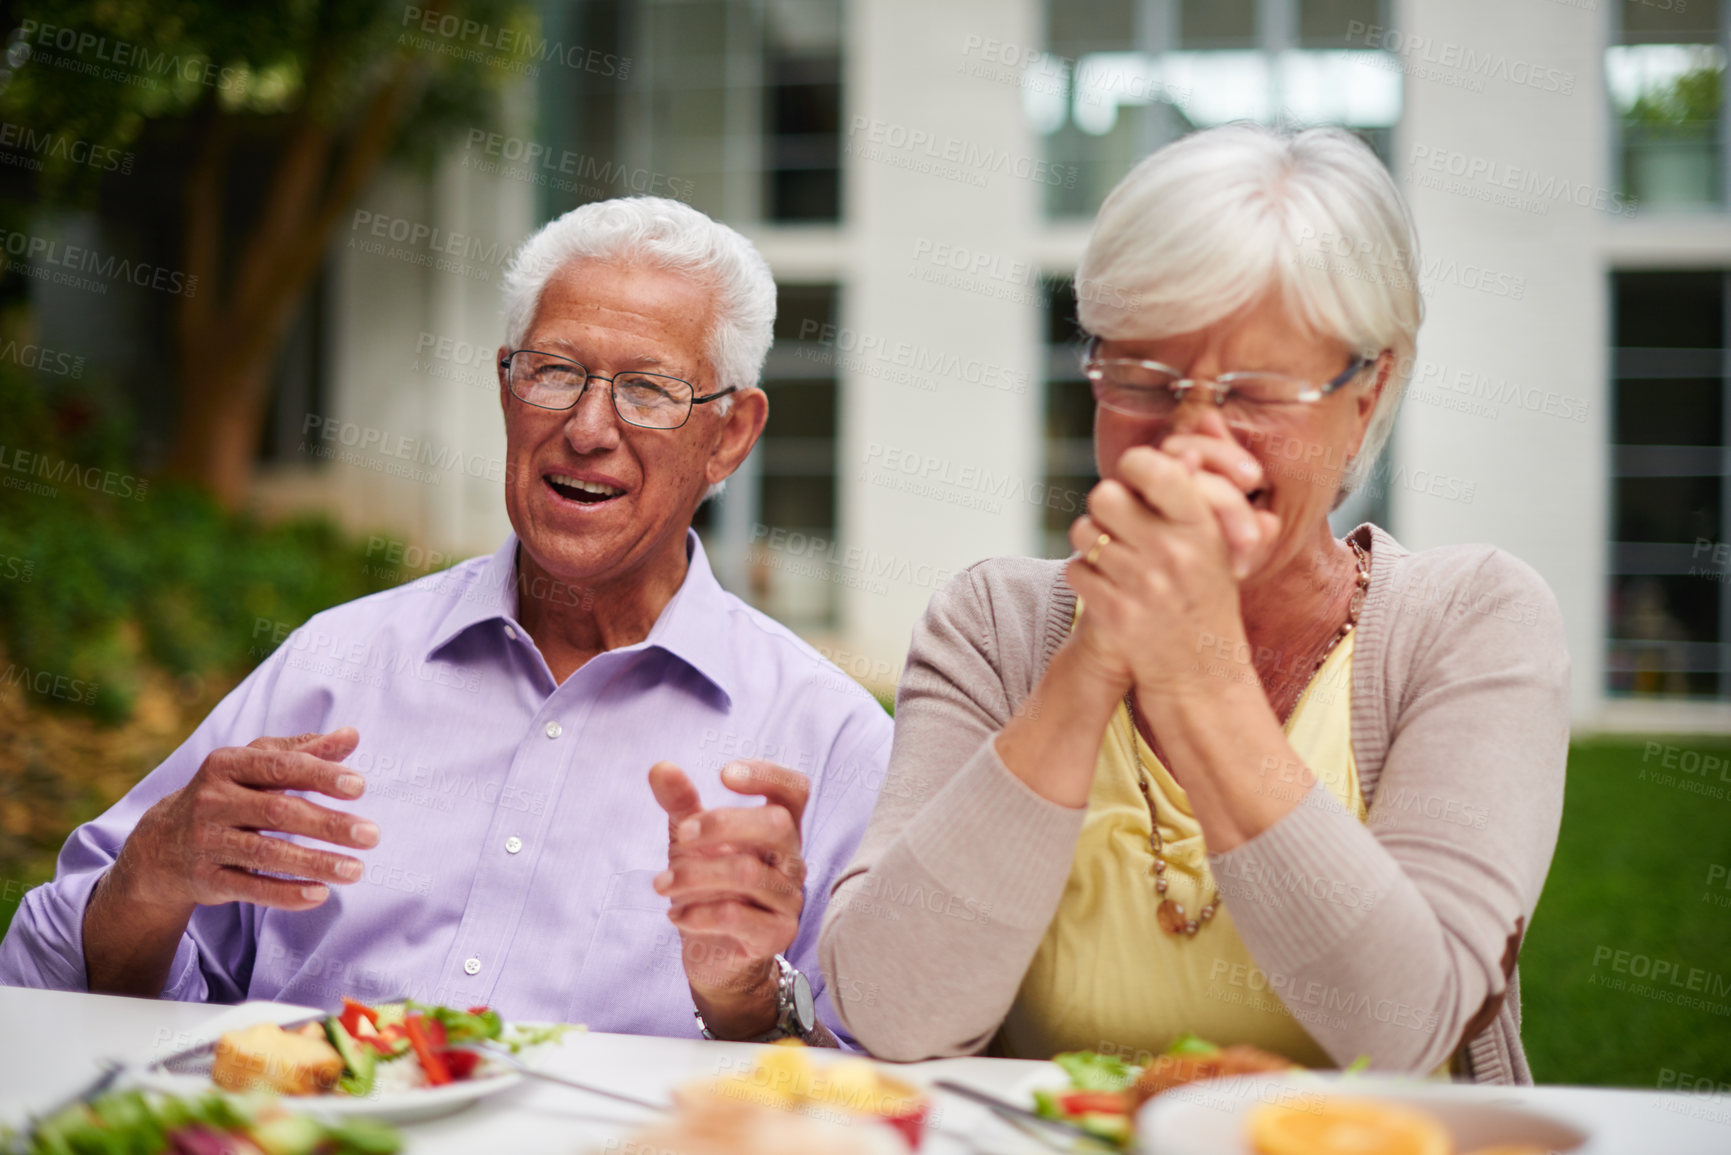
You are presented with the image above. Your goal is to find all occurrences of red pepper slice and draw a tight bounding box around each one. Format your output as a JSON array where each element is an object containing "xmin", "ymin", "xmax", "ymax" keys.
[
  {"xmin": 467, "ymin": 1006, "xmax": 490, "ymax": 1016},
  {"xmin": 404, "ymin": 1014, "xmax": 452, "ymax": 1085},
  {"xmin": 1058, "ymin": 1091, "xmax": 1129, "ymax": 1116},
  {"xmin": 442, "ymin": 1049, "xmax": 482, "ymax": 1080},
  {"xmin": 339, "ymin": 998, "xmax": 379, "ymax": 1037}
]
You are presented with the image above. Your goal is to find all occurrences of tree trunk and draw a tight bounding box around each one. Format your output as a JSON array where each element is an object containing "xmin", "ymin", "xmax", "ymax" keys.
[
  {"xmin": 168, "ymin": 357, "xmax": 276, "ymax": 508},
  {"xmin": 163, "ymin": 56, "xmax": 424, "ymax": 511}
]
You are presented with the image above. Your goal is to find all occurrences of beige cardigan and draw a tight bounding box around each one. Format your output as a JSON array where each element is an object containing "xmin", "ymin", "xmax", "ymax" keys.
[{"xmin": 819, "ymin": 525, "xmax": 1569, "ymax": 1083}]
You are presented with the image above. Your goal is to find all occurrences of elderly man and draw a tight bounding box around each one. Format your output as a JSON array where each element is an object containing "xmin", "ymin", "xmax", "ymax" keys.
[{"xmin": 0, "ymin": 197, "xmax": 891, "ymax": 1045}]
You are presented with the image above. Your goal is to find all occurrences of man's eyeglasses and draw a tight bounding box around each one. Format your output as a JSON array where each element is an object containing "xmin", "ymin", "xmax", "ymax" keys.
[
  {"xmin": 501, "ymin": 349, "xmax": 737, "ymax": 430},
  {"xmin": 1082, "ymin": 339, "xmax": 1374, "ymax": 425}
]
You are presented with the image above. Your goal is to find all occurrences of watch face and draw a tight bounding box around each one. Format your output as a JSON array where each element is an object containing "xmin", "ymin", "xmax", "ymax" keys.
[{"xmin": 792, "ymin": 970, "xmax": 817, "ymax": 1032}]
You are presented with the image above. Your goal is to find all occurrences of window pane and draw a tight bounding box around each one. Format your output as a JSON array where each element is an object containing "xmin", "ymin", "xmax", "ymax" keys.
[
  {"xmin": 1609, "ymin": 270, "xmax": 1729, "ymax": 700},
  {"xmin": 1615, "ymin": 475, "xmax": 1721, "ymax": 542},
  {"xmin": 1614, "ymin": 271, "xmax": 1723, "ymax": 348},
  {"xmin": 1298, "ymin": 0, "xmax": 1382, "ymax": 49},
  {"xmin": 1614, "ymin": 377, "xmax": 1722, "ymax": 445},
  {"xmin": 752, "ymin": 283, "xmax": 839, "ymax": 628},
  {"xmin": 1611, "ymin": 3, "xmax": 1724, "ymax": 210},
  {"xmin": 1180, "ymin": 0, "xmax": 1257, "ymax": 49},
  {"xmin": 1042, "ymin": 279, "xmax": 1098, "ymax": 555},
  {"xmin": 1607, "ymin": 575, "xmax": 1720, "ymax": 696},
  {"xmin": 764, "ymin": 0, "xmax": 841, "ymax": 221}
]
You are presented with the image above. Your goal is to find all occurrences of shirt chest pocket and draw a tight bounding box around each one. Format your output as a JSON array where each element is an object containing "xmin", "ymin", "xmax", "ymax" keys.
[{"xmin": 565, "ymin": 869, "xmax": 687, "ymax": 1031}]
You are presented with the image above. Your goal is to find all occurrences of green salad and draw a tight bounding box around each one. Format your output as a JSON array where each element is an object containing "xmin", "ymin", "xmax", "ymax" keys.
[{"xmin": 12, "ymin": 1088, "xmax": 399, "ymax": 1155}]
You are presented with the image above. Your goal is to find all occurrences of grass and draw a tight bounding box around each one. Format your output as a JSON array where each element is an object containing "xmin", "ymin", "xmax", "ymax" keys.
[{"xmin": 1520, "ymin": 735, "xmax": 1731, "ymax": 1088}]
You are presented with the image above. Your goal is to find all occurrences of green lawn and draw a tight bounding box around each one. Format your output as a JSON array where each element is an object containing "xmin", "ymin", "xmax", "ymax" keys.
[{"xmin": 1520, "ymin": 736, "xmax": 1731, "ymax": 1088}]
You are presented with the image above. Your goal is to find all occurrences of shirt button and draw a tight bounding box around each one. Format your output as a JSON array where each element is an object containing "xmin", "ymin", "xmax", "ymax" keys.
[
  {"xmin": 545, "ymin": 721, "xmax": 563, "ymax": 739},
  {"xmin": 505, "ymin": 836, "xmax": 523, "ymax": 854},
  {"xmin": 464, "ymin": 957, "xmax": 482, "ymax": 976},
  {"xmin": 505, "ymin": 625, "xmax": 518, "ymax": 641}
]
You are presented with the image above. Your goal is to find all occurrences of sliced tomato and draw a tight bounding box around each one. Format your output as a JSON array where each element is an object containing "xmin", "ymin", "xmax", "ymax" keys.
[
  {"xmin": 339, "ymin": 997, "xmax": 379, "ymax": 1037},
  {"xmin": 467, "ymin": 1005, "xmax": 490, "ymax": 1015},
  {"xmin": 404, "ymin": 1014, "xmax": 453, "ymax": 1085},
  {"xmin": 441, "ymin": 1049, "xmax": 482, "ymax": 1080},
  {"xmin": 1057, "ymin": 1091, "xmax": 1129, "ymax": 1116}
]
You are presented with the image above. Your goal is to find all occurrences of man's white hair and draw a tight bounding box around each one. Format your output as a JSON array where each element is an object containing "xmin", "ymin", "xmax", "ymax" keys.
[
  {"xmin": 1075, "ymin": 123, "xmax": 1423, "ymax": 499},
  {"xmin": 501, "ymin": 196, "xmax": 776, "ymax": 500}
]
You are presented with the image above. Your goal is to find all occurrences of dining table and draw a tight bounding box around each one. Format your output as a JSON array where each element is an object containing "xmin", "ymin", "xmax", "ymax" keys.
[{"xmin": 2, "ymin": 985, "xmax": 1728, "ymax": 1154}]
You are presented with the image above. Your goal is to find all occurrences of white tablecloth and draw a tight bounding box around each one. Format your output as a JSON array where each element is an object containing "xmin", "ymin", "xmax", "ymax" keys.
[{"xmin": 1, "ymin": 987, "xmax": 1726, "ymax": 1154}]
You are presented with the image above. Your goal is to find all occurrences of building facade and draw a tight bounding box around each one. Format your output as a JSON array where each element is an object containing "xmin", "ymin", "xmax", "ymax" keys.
[{"xmin": 268, "ymin": 0, "xmax": 1731, "ymax": 728}]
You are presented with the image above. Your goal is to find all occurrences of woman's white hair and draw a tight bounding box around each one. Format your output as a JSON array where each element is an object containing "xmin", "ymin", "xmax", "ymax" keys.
[
  {"xmin": 500, "ymin": 196, "xmax": 775, "ymax": 501},
  {"xmin": 1075, "ymin": 123, "xmax": 1423, "ymax": 499}
]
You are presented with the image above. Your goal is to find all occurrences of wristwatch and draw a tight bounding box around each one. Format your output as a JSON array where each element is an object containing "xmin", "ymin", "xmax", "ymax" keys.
[{"xmin": 693, "ymin": 954, "xmax": 818, "ymax": 1042}]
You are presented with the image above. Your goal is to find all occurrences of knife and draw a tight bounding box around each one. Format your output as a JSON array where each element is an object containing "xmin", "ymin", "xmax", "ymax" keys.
[
  {"xmin": 933, "ymin": 1079, "xmax": 1123, "ymax": 1152},
  {"xmin": 144, "ymin": 1013, "xmax": 326, "ymax": 1076}
]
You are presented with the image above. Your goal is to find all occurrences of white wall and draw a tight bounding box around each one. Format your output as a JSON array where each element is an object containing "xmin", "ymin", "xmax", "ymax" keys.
[
  {"xmin": 841, "ymin": 0, "xmax": 1047, "ymax": 675},
  {"xmin": 1390, "ymin": 0, "xmax": 1609, "ymax": 720}
]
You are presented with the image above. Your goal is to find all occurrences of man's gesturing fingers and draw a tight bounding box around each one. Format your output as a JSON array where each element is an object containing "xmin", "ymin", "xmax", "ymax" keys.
[
  {"xmin": 655, "ymin": 853, "xmax": 806, "ymax": 916},
  {"xmin": 719, "ymin": 760, "xmax": 810, "ymax": 828},
  {"xmin": 648, "ymin": 762, "xmax": 705, "ymax": 843},
  {"xmin": 226, "ymin": 728, "xmax": 365, "ymax": 799}
]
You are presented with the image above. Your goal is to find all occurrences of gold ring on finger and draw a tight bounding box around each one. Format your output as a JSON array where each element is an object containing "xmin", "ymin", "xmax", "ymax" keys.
[{"xmin": 1085, "ymin": 532, "xmax": 1111, "ymax": 568}]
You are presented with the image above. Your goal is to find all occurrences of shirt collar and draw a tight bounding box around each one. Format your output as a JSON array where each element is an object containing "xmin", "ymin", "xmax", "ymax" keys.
[{"xmin": 424, "ymin": 529, "xmax": 737, "ymax": 707}]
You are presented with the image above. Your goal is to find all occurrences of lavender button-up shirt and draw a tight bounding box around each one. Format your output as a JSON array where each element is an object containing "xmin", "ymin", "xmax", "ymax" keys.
[{"xmin": 0, "ymin": 532, "xmax": 893, "ymax": 1039}]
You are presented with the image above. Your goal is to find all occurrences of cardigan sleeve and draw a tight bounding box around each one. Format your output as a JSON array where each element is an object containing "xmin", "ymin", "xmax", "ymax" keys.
[
  {"xmin": 1207, "ymin": 546, "xmax": 1569, "ymax": 1074},
  {"xmin": 818, "ymin": 563, "xmax": 1086, "ymax": 1060}
]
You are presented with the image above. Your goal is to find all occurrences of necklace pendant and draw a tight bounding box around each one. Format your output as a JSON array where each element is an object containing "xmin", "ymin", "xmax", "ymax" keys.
[{"xmin": 1157, "ymin": 899, "xmax": 1190, "ymax": 935}]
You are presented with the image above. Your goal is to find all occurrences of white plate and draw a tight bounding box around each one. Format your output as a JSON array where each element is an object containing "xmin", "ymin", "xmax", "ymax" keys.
[
  {"xmin": 128, "ymin": 1000, "xmax": 529, "ymax": 1124},
  {"xmin": 1137, "ymin": 1073, "xmax": 1592, "ymax": 1155}
]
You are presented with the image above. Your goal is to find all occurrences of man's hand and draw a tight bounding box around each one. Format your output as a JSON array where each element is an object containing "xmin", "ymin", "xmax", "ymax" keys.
[
  {"xmin": 648, "ymin": 759, "xmax": 809, "ymax": 1040},
  {"xmin": 84, "ymin": 728, "xmax": 377, "ymax": 996}
]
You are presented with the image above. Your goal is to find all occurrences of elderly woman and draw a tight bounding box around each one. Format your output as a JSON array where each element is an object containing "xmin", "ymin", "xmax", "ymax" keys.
[{"xmin": 818, "ymin": 124, "xmax": 1567, "ymax": 1083}]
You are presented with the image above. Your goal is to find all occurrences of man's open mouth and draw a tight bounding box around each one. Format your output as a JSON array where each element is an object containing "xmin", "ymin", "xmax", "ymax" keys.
[{"xmin": 545, "ymin": 473, "xmax": 626, "ymax": 505}]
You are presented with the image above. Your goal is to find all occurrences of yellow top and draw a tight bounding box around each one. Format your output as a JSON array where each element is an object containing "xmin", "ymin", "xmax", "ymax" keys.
[{"xmin": 997, "ymin": 622, "xmax": 1363, "ymax": 1067}]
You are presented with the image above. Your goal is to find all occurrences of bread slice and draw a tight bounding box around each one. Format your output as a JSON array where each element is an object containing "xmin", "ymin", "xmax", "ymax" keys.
[{"xmin": 210, "ymin": 1022, "xmax": 344, "ymax": 1095}]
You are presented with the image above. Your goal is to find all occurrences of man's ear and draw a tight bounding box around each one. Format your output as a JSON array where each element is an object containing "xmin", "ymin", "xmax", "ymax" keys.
[{"xmin": 704, "ymin": 387, "xmax": 769, "ymax": 489}]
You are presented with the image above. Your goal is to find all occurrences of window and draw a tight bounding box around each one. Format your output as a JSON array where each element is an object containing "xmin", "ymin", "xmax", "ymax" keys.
[
  {"xmin": 538, "ymin": 0, "xmax": 842, "ymax": 224},
  {"xmin": 1042, "ymin": 278, "xmax": 1097, "ymax": 558},
  {"xmin": 1035, "ymin": 0, "xmax": 1399, "ymax": 219},
  {"xmin": 1608, "ymin": 271, "xmax": 1727, "ymax": 698},
  {"xmin": 1608, "ymin": 0, "xmax": 1723, "ymax": 210},
  {"xmin": 704, "ymin": 283, "xmax": 839, "ymax": 629}
]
